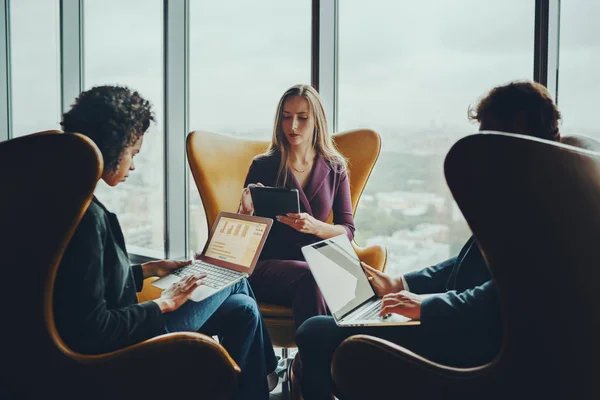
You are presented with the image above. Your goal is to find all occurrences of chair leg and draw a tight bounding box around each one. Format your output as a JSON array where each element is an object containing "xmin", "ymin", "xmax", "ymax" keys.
[
  {"xmin": 276, "ymin": 347, "xmax": 291, "ymax": 379},
  {"xmin": 278, "ymin": 347, "xmax": 295, "ymax": 394}
]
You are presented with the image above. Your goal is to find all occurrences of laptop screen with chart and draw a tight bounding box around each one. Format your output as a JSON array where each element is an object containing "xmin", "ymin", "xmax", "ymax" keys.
[{"xmin": 200, "ymin": 213, "xmax": 271, "ymax": 274}]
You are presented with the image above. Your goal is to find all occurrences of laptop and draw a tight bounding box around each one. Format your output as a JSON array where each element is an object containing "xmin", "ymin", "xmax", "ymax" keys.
[
  {"xmin": 153, "ymin": 212, "xmax": 273, "ymax": 302},
  {"xmin": 302, "ymin": 234, "xmax": 420, "ymax": 327}
]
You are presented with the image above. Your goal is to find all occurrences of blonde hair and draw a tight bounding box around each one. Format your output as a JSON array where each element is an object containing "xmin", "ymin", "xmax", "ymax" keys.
[{"xmin": 262, "ymin": 84, "xmax": 347, "ymax": 187}]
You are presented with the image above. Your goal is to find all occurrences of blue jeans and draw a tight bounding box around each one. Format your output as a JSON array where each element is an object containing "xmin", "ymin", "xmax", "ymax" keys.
[{"xmin": 163, "ymin": 279, "xmax": 277, "ymax": 400}]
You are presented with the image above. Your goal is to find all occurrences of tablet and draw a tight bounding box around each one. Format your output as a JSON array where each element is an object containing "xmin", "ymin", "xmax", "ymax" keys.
[{"xmin": 249, "ymin": 185, "xmax": 300, "ymax": 219}]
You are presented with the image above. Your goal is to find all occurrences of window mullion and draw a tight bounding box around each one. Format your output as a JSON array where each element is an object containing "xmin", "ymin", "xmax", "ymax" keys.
[
  {"xmin": 0, "ymin": 0, "xmax": 10, "ymax": 141},
  {"xmin": 164, "ymin": 0, "xmax": 188, "ymax": 260},
  {"xmin": 547, "ymin": 0, "xmax": 560, "ymax": 101},
  {"xmin": 59, "ymin": 0, "xmax": 83, "ymax": 114},
  {"xmin": 318, "ymin": 0, "xmax": 337, "ymax": 132}
]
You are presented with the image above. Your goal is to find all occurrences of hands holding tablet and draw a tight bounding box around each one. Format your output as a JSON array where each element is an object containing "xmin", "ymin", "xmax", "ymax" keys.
[
  {"xmin": 239, "ymin": 182, "xmax": 264, "ymax": 215},
  {"xmin": 240, "ymin": 183, "xmax": 301, "ymax": 220},
  {"xmin": 239, "ymin": 182, "xmax": 348, "ymax": 239},
  {"xmin": 276, "ymin": 212, "xmax": 321, "ymax": 235}
]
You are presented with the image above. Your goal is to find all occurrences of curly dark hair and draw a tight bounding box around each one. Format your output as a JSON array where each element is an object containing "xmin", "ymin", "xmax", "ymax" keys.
[
  {"xmin": 468, "ymin": 81, "xmax": 561, "ymax": 141},
  {"xmin": 61, "ymin": 85, "xmax": 155, "ymax": 173}
]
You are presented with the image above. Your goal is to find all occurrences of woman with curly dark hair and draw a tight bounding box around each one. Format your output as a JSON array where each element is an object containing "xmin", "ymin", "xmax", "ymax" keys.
[{"xmin": 53, "ymin": 85, "xmax": 277, "ymax": 400}]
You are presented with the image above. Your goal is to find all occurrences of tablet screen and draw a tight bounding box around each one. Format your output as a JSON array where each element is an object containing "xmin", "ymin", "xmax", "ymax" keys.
[{"xmin": 250, "ymin": 186, "xmax": 300, "ymax": 219}]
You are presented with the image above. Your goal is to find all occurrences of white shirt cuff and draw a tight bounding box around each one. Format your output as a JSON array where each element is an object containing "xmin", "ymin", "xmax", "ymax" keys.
[{"xmin": 400, "ymin": 275, "xmax": 409, "ymax": 292}]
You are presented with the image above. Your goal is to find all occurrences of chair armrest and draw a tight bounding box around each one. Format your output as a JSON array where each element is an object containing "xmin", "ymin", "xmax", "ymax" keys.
[
  {"xmin": 80, "ymin": 332, "xmax": 240, "ymax": 399},
  {"xmin": 137, "ymin": 276, "xmax": 162, "ymax": 302},
  {"xmin": 332, "ymin": 335, "xmax": 490, "ymax": 400},
  {"xmin": 352, "ymin": 241, "xmax": 387, "ymax": 272}
]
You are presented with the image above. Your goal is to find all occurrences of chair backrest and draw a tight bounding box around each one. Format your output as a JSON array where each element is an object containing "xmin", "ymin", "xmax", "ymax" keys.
[
  {"xmin": 0, "ymin": 133, "xmax": 102, "ymax": 393},
  {"xmin": 186, "ymin": 129, "xmax": 381, "ymax": 229},
  {"xmin": 29, "ymin": 129, "xmax": 64, "ymax": 135},
  {"xmin": 444, "ymin": 132, "xmax": 600, "ymax": 399},
  {"xmin": 561, "ymin": 133, "xmax": 600, "ymax": 151}
]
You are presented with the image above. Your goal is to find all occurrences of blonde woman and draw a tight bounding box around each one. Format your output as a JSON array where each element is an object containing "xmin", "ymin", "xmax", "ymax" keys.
[{"xmin": 239, "ymin": 84, "xmax": 354, "ymax": 331}]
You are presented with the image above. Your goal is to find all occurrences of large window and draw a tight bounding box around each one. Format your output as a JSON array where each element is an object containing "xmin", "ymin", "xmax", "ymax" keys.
[
  {"xmin": 84, "ymin": 0, "xmax": 165, "ymax": 258},
  {"xmin": 338, "ymin": 0, "xmax": 535, "ymax": 276},
  {"xmin": 10, "ymin": 0, "xmax": 61, "ymax": 137},
  {"xmin": 187, "ymin": 0, "xmax": 311, "ymax": 253},
  {"xmin": 557, "ymin": 1, "xmax": 600, "ymax": 138}
]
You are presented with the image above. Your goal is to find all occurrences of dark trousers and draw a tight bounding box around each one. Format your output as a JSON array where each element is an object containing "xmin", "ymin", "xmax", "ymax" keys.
[
  {"xmin": 249, "ymin": 259, "xmax": 329, "ymax": 328},
  {"xmin": 295, "ymin": 316, "xmax": 425, "ymax": 400},
  {"xmin": 295, "ymin": 316, "xmax": 500, "ymax": 400},
  {"xmin": 163, "ymin": 280, "xmax": 277, "ymax": 400}
]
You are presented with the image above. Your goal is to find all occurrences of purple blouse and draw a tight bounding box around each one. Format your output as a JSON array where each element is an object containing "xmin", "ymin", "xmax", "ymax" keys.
[{"xmin": 243, "ymin": 151, "xmax": 355, "ymax": 261}]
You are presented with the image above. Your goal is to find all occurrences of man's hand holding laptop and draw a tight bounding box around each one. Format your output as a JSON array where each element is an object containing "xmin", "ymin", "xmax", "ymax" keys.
[{"xmin": 361, "ymin": 261, "xmax": 423, "ymax": 320}]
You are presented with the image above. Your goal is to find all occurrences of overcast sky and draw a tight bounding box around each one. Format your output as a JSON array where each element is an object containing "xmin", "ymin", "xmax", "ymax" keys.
[{"xmin": 9, "ymin": 0, "xmax": 600, "ymax": 140}]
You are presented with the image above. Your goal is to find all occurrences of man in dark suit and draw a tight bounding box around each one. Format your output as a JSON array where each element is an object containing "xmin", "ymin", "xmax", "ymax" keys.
[{"xmin": 294, "ymin": 81, "xmax": 563, "ymax": 399}]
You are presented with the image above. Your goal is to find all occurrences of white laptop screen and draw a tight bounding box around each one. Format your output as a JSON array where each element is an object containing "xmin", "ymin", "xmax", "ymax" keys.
[
  {"xmin": 204, "ymin": 216, "xmax": 269, "ymax": 268},
  {"xmin": 302, "ymin": 235, "xmax": 376, "ymax": 320}
]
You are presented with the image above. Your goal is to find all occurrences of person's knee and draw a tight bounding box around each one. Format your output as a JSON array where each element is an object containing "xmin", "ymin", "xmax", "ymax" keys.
[
  {"xmin": 233, "ymin": 278, "xmax": 251, "ymax": 296},
  {"xmin": 296, "ymin": 316, "xmax": 337, "ymax": 351},
  {"xmin": 227, "ymin": 295, "xmax": 261, "ymax": 327}
]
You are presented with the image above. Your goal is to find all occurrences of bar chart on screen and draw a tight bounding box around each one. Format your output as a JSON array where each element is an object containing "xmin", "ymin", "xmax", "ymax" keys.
[{"xmin": 206, "ymin": 217, "xmax": 267, "ymax": 267}]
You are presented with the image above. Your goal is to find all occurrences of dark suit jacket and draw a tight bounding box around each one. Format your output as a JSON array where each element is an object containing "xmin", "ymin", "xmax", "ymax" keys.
[
  {"xmin": 243, "ymin": 151, "xmax": 355, "ymax": 261},
  {"xmin": 53, "ymin": 197, "xmax": 165, "ymax": 354},
  {"xmin": 404, "ymin": 236, "xmax": 502, "ymax": 366}
]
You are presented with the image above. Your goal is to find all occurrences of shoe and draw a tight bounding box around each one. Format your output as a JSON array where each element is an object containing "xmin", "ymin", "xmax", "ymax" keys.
[{"xmin": 268, "ymin": 370, "xmax": 279, "ymax": 393}]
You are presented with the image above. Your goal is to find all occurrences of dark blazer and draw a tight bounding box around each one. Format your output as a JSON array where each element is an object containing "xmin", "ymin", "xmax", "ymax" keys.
[
  {"xmin": 243, "ymin": 151, "xmax": 355, "ymax": 261},
  {"xmin": 53, "ymin": 197, "xmax": 165, "ymax": 354},
  {"xmin": 404, "ymin": 236, "xmax": 502, "ymax": 365}
]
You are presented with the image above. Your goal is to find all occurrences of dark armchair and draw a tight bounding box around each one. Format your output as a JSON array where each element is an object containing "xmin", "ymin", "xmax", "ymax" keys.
[
  {"xmin": 332, "ymin": 132, "xmax": 600, "ymax": 400},
  {"xmin": 0, "ymin": 133, "xmax": 240, "ymax": 399}
]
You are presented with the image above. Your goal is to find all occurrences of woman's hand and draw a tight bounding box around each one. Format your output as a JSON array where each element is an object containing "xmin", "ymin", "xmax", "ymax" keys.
[
  {"xmin": 239, "ymin": 182, "xmax": 264, "ymax": 215},
  {"xmin": 277, "ymin": 212, "xmax": 322, "ymax": 235},
  {"xmin": 379, "ymin": 291, "xmax": 422, "ymax": 320},
  {"xmin": 154, "ymin": 274, "xmax": 206, "ymax": 313},
  {"xmin": 361, "ymin": 261, "xmax": 404, "ymax": 297},
  {"xmin": 142, "ymin": 259, "xmax": 192, "ymax": 278}
]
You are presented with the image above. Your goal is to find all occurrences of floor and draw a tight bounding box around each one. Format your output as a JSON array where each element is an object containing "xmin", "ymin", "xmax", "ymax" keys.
[
  {"xmin": 270, "ymin": 381, "xmax": 290, "ymax": 400},
  {"xmin": 267, "ymin": 352, "xmax": 339, "ymax": 400}
]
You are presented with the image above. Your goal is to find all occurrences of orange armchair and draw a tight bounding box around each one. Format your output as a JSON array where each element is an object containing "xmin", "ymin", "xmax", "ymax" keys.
[
  {"xmin": 0, "ymin": 133, "xmax": 240, "ymax": 399},
  {"xmin": 186, "ymin": 129, "xmax": 388, "ymax": 349},
  {"xmin": 331, "ymin": 132, "xmax": 600, "ymax": 400}
]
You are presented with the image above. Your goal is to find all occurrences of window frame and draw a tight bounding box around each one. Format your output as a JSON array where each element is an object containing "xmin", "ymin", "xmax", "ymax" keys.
[{"xmin": 0, "ymin": 0, "xmax": 560, "ymax": 260}]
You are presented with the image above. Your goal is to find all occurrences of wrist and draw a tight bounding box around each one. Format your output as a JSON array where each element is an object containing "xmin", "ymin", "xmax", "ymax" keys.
[
  {"xmin": 238, "ymin": 204, "xmax": 253, "ymax": 215},
  {"xmin": 153, "ymin": 298, "xmax": 175, "ymax": 313},
  {"xmin": 314, "ymin": 220, "xmax": 327, "ymax": 237},
  {"xmin": 393, "ymin": 276, "xmax": 405, "ymax": 292},
  {"xmin": 141, "ymin": 262, "xmax": 157, "ymax": 279}
]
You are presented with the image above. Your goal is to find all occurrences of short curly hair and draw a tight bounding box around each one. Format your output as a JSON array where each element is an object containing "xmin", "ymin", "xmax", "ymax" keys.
[
  {"xmin": 469, "ymin": 81, "xmax": 561, "ymax": 141},
  {"xmin": 61, "ymin": 85, "xmax": 155, "ymax": 173}
]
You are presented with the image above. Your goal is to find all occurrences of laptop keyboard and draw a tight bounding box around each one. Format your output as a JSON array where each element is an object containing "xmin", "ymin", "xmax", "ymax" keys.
[
  {"xmin": 356, "ymin": 301, "xmax": 391, "ymax": 321},
  {"xmin": 361, "ymin": 305, "xmax": 383, "ymax": 320},
  {"xmin": 172, "ymin": 260, "xmax": 244, "ymax": 289}
]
